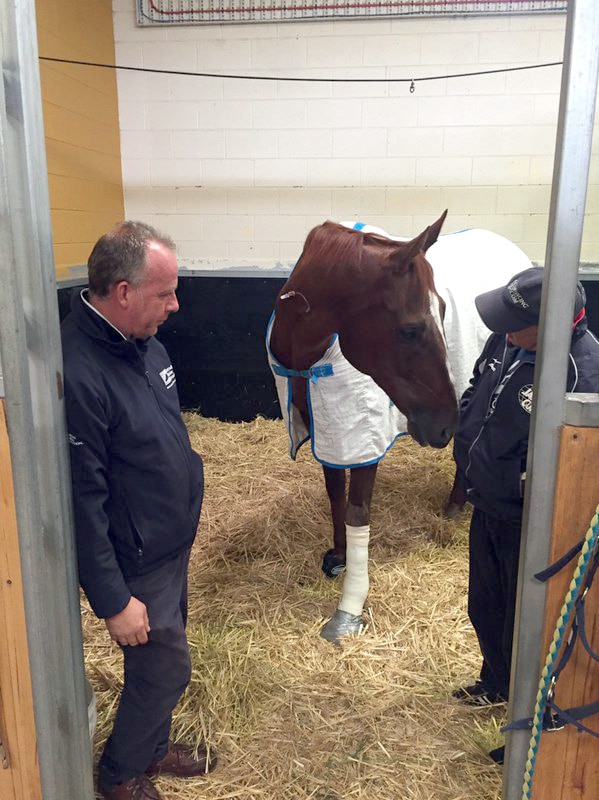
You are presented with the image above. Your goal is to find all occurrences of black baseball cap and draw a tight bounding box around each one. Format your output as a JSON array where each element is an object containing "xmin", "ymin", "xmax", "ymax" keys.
[{"xmin": 475, "ymin": 266, "xmax": 586, "ymax": 334}]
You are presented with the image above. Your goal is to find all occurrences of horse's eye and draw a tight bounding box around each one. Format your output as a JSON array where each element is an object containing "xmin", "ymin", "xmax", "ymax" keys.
[{"xmin": 399, "ymin": 325, "xmax": 423, "ymax": 343}]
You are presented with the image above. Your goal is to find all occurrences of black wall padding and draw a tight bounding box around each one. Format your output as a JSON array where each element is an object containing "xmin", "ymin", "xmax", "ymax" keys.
[{"xmin": 57, "ymin": 277, "xmax": 599, "ymax": 424}]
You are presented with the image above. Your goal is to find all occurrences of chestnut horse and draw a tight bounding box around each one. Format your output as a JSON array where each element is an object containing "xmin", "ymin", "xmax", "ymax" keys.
[{"xmin": 267, "ymin": 212, "xmax": 458, "ymax": 642}]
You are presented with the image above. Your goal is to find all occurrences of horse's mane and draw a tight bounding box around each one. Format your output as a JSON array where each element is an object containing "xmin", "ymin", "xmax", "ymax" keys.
[{"xmin": 296, "ymin": 221, "xmax": 436, "ymax": 295}]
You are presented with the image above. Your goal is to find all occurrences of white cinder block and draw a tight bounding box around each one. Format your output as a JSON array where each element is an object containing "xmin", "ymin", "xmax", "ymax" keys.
[
  {"xmin": 202, "ymin": 214, "xmax": 254, "ymax": 241},
  {"xmin": 227, "ymin": 188, "xmax": 280, "ymax": 214},
  {"xmin": 539, "ymin": 30, "xmax": 568, "ymax": 62},
  {"xmin": 173, "ymin": 131, "xmax": 225, "ymax": 159},
  {"xmin": 146, "ymin": 102, "xmax": 198, "ymax": 131},
  {"xmin": 150, "ymin": 159, "xmax": 202, "ymax": 187},
  {"xmin": 497, "ymin": 186, "xmax": 550, "ymax": 215},
  {"xmin": 478, "ymin": 32, "xmax": 541, "ymax": 63},
  {"xmin": 170, "ymin": 75, "xmax": 224, "ymax": 102},
  {"xmin": 228, "ymin": 240, "xmax": 281, "ymax": 261},
  {"xmin": 226, "ymin": 130, "xmax": 278, "ymax": 159},
  {"xmin": 141, "ymin": 42, "xmax": 197, "ymax": 72},
  {"xmin": 472, "ymin": 156, "xmax": 531, "ymax": 186},
  {"xmin": 505, "ymin": 65, "xmax": 561, "ymax": 95},
  {"xmin": 178, "ymin": 241, "xmax": 229, "ymax": 263},
  {"xmin": 153, "ymin": 214, "xmax": 204, "ymax": 241},
  {"xmin": 500, "ymin": 125, "xmax": 556, "ymax": 157},
  {"xmin": 198, "ymin": 101, "xmax": 252, "ymax": 130},
  {"xmin": 279, "ymin": 188, "xmax": 331, "ymax": 215},
  {"xmin": 251, "ymin": 100, "xmax": 306, "ymax": 130},
  {"xmin": 121, "ymin": 159, "xmax": 150, "ymax": 187},
  {"xmin": 176, "ymin": 187, "xmax": 228, "ymax": 213},
  {"xmin": 124, "ymin": 187, "xmax": 177, "ymax": 215},
  {"xmin": 361, "ymin": 97, "xmax": 418, "ymax": 129},
  {"xmin": 534, "ymin": 95, "xmax": 560, "ymax": 126},
  {"xmin": 332, "ymin": 187, "xmax": 386, "ymax": 218},
  {"xmin": 115, "ymin": 42, "xmax": 143, "ymax": 68},
  {"xmin": 361, "ymin": 158, "xmax": 416, "ymax": 187},
  {"xmin": 197, "ymin": 39, "xmax": 252, "ymax": 71},
  {"xmin": 223, "ymin": 78, "xmax": 277, "ymax": 101},
  {"xmin": 251, "ymin": 38, "xmax": 307, "ymax": 70},
  {"xmin": 333, "ymin": 128, "xmax": 387, "ymax": 158},
  {"xmin": 529, "ymin": 156, "xmax": 554, "ymax": 185},
  {"xmin": 279, "ymin": 130, "xmax": 332, "ymax": 159},
  {"xmin": 254, "ymin": 215, "xmax": 309, "ymax": 242},
  {"xmin": 416, "ymin": 157, "xmax": 473, "ymax": 187},
  {"xmin": 420, "ymin": 33, "xmax": 480, "ymax": 66},
  {"xmin": 120, "ymin": 131, "xmax": 173, "ymax": 160},
  {"xmin": 255, "ymin": 159, "xmax": 307, "ymax": 187},
  {"xmin": 385, "ymin": 187, "xmax": 443, "ymax": 216},
  {"xmin": 363, "ymin": 35, "xmax": 420, "ymax": 67},
  {"xmin": 202, "ymin": 160, "xmax": 254, "ymax": 187},
  {"xmin": 417, "ymin": 96, "xmax": 477, "ymax": 128},
  {"xmin": 439, "ymin": 186, "xmax": 497, "ymax": 215},
  {"xmin": 306, "ymin": 36, "xmax": 364, "ymax": 68},
  {"xmin": 387, "ymin": 127, "xmax": 443, "ymax": 157},
  {"xmin": 307, "ymin": 158, "xmax": 361, "ymax": 188},
  {"xmin": 306, "ymin": 99, "xmax": 361, "ymax": 129},
  {"xmin": 117, "ymin": 72, "xmax": 170, "ymax": 104},
  {"xmin": 118, "ymin": 100, "xmax": 146, "ymax": 131},
  {"xmin": 443, "ymin": 127, "xmax": 502, "ymax": 157},
  {"xmin": 522, "ymin": 214, "xmax": 549, "ymax": 244}
]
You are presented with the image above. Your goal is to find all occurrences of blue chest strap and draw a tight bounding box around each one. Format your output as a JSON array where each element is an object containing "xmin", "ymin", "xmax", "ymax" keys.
[{"xmin": 272, "ymin": 363, "xmax": 334, "ymax": 384}]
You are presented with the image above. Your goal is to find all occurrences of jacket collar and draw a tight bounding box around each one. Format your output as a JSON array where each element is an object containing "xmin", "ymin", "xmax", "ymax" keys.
[{"xmin": 71, "ymin": 289, "xmax": 149, "ymax": 359}]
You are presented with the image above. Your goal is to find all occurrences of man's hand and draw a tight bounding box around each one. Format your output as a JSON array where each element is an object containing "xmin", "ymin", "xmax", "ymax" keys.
[{"xmin": 106, "ymin": 596, "xmax": 150, "ymax": 646}]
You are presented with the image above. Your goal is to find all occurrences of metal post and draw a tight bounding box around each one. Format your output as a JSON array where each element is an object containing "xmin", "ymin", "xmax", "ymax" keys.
[
  {"xmin": 0, "ymin": 2, "xmax": 94, "ymax": 798},
  {"xmin": 503, "ymin": 1, "xmax": 599, "ymax": 797}
]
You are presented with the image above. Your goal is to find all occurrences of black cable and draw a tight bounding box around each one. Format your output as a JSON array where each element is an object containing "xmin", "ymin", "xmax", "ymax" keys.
[{"xmin": 39, "ymin": 55, "xmax": 563, "ymax": 85}]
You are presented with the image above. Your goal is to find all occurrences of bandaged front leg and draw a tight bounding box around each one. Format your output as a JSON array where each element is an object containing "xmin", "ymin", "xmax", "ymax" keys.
[{"xmin": 338, "ymin": 524, "xmax": 370, "ymax": 616}]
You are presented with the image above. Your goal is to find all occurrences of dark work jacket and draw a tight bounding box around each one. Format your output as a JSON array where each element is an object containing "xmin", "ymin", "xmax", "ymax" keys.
[
  {"xmin": 61, "ymin": 290, "xmax": 204, "ymax": 619},
  {"xmin": 453, "ymin": 320, "xmax": 599, "ymax": 522}
]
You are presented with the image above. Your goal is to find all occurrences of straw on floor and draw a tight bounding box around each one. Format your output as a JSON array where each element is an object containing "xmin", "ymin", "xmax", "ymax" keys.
[{"xmin": 82, "ymin": 414, "xmax": 505, "ymax": 800}]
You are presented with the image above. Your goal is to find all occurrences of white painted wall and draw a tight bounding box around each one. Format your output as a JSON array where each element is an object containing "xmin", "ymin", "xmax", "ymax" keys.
[{"xmin": 112, "ymin": 4, "xmax": 599, "ymax": 268}]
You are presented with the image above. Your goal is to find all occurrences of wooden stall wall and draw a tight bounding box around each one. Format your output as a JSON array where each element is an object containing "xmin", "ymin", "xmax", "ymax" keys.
[{"xmin": 36, "ymin": 0, "xmax": 125, "ymax": 280}]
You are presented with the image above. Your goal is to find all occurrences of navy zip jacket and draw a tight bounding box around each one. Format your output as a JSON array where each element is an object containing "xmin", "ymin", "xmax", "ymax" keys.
[
  {"xmin": 61, "ymin": 290, "xmax": 204, "ymax": 619},
  {"xmin": 453, "ymin": 319, "xmax": 599, "ymax": 522}
]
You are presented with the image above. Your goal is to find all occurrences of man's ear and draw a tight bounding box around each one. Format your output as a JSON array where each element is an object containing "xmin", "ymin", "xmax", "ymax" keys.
[{"xmin": 114, "ymin": 280, "xmax": 131, "ymax": 308}]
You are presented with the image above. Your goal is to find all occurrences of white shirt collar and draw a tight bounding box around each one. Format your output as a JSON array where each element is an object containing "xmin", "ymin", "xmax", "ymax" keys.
[{"xmin": 80, "ymin": 289, "xmax": 128, "ymax": 341}]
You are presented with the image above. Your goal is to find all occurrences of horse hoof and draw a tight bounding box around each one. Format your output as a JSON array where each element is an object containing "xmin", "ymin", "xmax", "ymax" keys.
[
  {"xmin": 321, "ymin": 549, "xmax": 346, "ymax": 579},
  {"xmin": 320, "ymin": 609, "xmax": 364, "ymax": 644}
]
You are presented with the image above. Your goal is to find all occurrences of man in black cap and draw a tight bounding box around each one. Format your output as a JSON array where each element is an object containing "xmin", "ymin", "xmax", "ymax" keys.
[{"xmin": 450, "ymin": 267, "xmax": 599, "ymax": 718}]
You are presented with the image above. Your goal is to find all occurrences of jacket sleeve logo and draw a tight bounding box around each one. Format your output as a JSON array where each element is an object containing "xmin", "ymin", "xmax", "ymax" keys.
[{"xmin": 159, "ymin": 365, "xmax": 176, "ymax": 389}]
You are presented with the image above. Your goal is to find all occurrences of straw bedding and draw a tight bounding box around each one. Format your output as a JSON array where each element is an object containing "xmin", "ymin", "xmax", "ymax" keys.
[{"xmin": 83, "ymin": 414, "xmax": 505, "ymax": 799}]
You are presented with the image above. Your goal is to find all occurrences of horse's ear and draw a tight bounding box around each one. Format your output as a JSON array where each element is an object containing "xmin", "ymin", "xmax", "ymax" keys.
[{"xmin": 422, "ymin": 209, "xmax": 447, "ymax": 251}]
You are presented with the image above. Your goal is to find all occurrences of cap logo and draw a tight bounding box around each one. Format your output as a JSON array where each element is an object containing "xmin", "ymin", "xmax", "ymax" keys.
[{"xmin": 507, "ymin": 279, "xmax": 529, "ymax": 310}]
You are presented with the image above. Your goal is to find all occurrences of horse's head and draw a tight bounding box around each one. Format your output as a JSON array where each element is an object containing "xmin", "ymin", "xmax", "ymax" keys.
[{"xmin": 336, "ymin": 212, "xmax": 458, "ymax": 448}]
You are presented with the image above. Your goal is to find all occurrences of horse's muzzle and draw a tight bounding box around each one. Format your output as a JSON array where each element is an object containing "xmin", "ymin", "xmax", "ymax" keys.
[{"xmin": 407, "ymin": 407, "xmax": 458, "ymax": 449}]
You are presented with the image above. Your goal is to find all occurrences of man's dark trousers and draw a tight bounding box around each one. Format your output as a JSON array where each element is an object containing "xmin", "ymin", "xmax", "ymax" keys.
[
  {"xmin": 98, "ymin": 548, "xmax": 192, "ymax": 786},
  {"xmin": 468, "ymin": 508, "xmax": 522, "ymax": 700}
]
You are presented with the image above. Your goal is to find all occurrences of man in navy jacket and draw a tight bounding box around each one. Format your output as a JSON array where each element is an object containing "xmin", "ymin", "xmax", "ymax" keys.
[
  {"xmin": 62, "ymin": 222, "xmax": 216, "ymax": 800},
  {"xmin": 450, "ymin": 267, "xmax": 599, "ymax": 717}
]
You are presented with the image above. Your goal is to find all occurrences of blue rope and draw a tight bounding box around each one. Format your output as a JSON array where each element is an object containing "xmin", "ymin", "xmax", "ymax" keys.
[{"xmin": 521, "ymin": 504, "xmax": 599, "ymax": 799}]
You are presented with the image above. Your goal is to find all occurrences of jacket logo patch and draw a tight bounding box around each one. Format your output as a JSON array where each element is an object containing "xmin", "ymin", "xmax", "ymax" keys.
[
  {"xmin": 160, "ymin": 365, "xmax": 176, "ymax": 389},
  {"xmin": 518, "ymin": 384, "xmax": 533, "ymax": 414}
]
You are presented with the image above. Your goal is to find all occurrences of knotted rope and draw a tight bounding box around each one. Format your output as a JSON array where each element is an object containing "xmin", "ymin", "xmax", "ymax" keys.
[{"xmin": 521, "ymin": 503, "xmax": 599, "ymax": 800}]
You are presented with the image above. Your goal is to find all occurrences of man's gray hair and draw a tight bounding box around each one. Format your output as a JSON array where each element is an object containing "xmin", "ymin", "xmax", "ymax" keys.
[{"xmin": 87, "ymin": 221, "xmax": 176, "ymax": 297}]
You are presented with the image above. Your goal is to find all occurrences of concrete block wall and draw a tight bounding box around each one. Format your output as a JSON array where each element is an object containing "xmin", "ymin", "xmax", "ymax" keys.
[{"xmin": 112, "ymin": 3, "xmax": 599, "ymax": 268}]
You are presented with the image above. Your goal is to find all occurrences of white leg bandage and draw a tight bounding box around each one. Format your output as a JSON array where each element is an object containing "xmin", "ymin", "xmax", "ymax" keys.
[{"xmin": 338, "ymin": 524, "xmax": 370, "ymax": 616}]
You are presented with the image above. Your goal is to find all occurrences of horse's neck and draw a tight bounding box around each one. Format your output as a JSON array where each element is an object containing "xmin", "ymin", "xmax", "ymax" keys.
[{"xmin": 271, "ymin": 305, "xmax": 337, "ymax": 371}]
